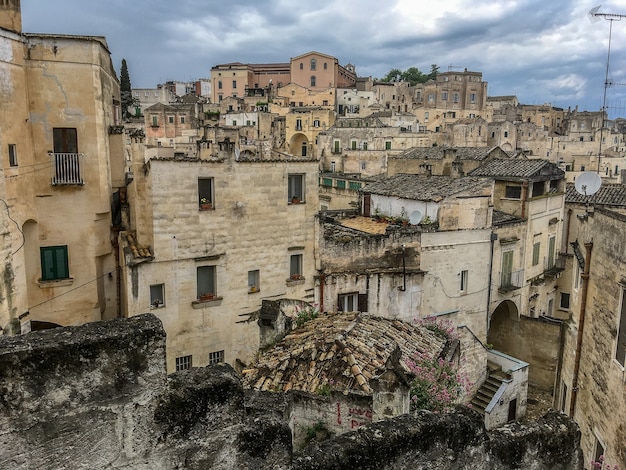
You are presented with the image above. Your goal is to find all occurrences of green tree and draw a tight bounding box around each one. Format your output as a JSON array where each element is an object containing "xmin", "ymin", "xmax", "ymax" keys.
[
  {"xmin": 379, "ymin": 65, "xmax": 439, "ymax": 86},
  {"xmin": 428, "ymin": 64, "xmax": 440, "ymax": 81},
  {"xmin": 119, "ymin": 59, "xmax": 137, "ymax": 119},
  {"xmin": 381, "ymin": 68, "xmax": 403, "ymax": 83}
]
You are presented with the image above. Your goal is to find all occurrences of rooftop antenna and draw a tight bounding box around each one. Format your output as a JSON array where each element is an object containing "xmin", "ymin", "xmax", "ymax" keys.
[{"xmin": 588, "ymin": 5, "xmax": 626, "ymax": 173}]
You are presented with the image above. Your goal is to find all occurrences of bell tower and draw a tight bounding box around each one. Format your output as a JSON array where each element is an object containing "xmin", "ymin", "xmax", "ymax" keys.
[{"xmin": 0, "ymin": 0, "xmax": 21, "ymax": 33}]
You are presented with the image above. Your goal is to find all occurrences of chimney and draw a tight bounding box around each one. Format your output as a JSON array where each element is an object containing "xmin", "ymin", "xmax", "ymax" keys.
[
  {"xmin": 451, "ymin": 159, "xmax": 464, "ymax": 178},
  {"xmin": 0, "ymin": 0, "xmax": 22, "ymax": 33}
]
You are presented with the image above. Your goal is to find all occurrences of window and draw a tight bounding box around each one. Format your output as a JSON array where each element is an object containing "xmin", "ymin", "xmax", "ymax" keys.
[
  {"xmin": 310, "ymin": 76, "xmax": 316, "ymax": 87},
  {"xmin": 560, "ymin": 293, "xmax": 570, "ymax": 309},
  {"xmin": 470, "ymin": 93, "xmax": 476, "ymax": 103},
  {"xmin": 424, "ymin": 111, "xmax": 429, "ymax": 120},
  {"xmin": 441, "ymin": 92, "xmax": 448, "ymax": 101},
  {"xmin": 460, "ymin": 270, "xmax": 468, "ymax": 292},
  {"xmin": 547, "ymin": 236, "xmax": 556, "ymax": 269},
  {"xmin": 288, "ymin": 174, "xmax": 304, "ymax": 202},
  {"xmin": 322, "ymin": 178, "xmax": 332, "ymax": 187},
  {"xmin": 532, "ymin": 242, "xmax": 540, "ymax": 266},
  {"xmin": 616, "ymin": 289, "xmax": 626, "ymax": 365},
  {"xmin": 313, "ymin": 119, "xmax": 320, "ymax": 127},
  {"xmin": 301, "ymin": 142, "xmax": 307, "ymax": 157},
  {"xmin": 504, "ymin": 186, "xmax": 522, "ymax": 199},
  {"xmin": 330, "ymin": 161, "xmax": 336, "ymax": 172},
  {"xmin": 428, "ymin": 93, "xmax": 435, "ymax": 102},
  {"xmin": 218, "ymin": 80, "xmax": 222, "ymax": 89},
  {"xmin": 560, "ymin": 382, "xmax": 568, "ymax": 413},
  {"xmin": 501, "ymin": 250, "xmax": 513, "ymax": 288},
  {"xmin": 296, "ymin": 118, "xmax": 302, "ymax": 130},
  {"xmin": 180, "ymin": 116, "xmax": 185, "ymax": 124},
  {"xmin": 232, "ymin": 80, "xmax": 237, "ymax": 89},
  {"xmin": 40, "ymin": 245, "xmax": 70, "ymax": 281},
  {"xmin": 299, "ymin": 62, "xmax": 303, "ymax": 70},
  {"xmin": 360, "ymin": 161, "xmax": 366, "ymax": 171},
  {"xmin": 150, "ymin": 284, "xmax": 165, "ymax": 308},
  {"xmin": 351, "ymin": 140, "xmax": 357, "ymax": 150},
  {"xmin": 336, "ymin": 179, "xmax": 346, "ymax": 189},
  {"xmin": 453, "ymin": 93, "xmax": 460, "ymax": 103},
  {"xmin": 310, "ymin": 58, "xmax": 316, "ymax": 70},
  {"xmin": 248, "ymin": 270, "xmax": 260, "ymax": 293},
  {"xmin": 175, "ymin": 355, "xmax": 192, "ymax": 371},
  {"xmin": 333, "ymin": 140, "xmax": 340, "ymax": 153},
  {"xmin": 385, "ymin": 141, "xmax": 391, "ymax": 150},
  {"xmin": 8, "ymin": 144, "xmax": 17, "ymax": 167},
  {"xmin": 53, "ymin": 127, "xmax": 78, "ymax": 153},
  {"xmin": 532, "ymin": 182, "xmax": 545, "ymax": 197},
  {"xmin": 338, "ymin": 293, "xmax": 358, "ymax": 312},
  {"xmin": 209, "ymin": 350, "xmax": 224, "ymax": 365},
  {"xmin": 198, "ymin": 178, "xmax": 214, "ymax": 209},
  {"xmin": 323, "ymin": 62, "xmax": 327, "ymax": 70},
  {"xmin": 197, "ymin": 265, "xmax": 216, "ymax": 299},
  {"xmin": 594, "ymin": 437, "xmax": 605, "ymax": 465},
  {"xmin": 290, "ymin": 254, "xmax": 303, "ymax": 279},
  {"xmin": 168, "ymin": 116, "xmax": 174, "ymax": 124},
  {"xmin": 151, "ymin": 116, "xmax": 158, "ymax": 126},
  {"xmin": 362, "ymin": 141, "xmax": 368, "ymax": 150}
]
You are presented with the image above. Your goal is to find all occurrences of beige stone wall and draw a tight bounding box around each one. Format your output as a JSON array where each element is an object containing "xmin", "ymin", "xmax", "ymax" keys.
[
  {"xmin": 1, "ymin": 25, "xmax": 121, "ymax": 331},
  {"xmin": 561, "ymin": 208, "xmax": 626, "ymax": 469},
  {"xmin": 124, "ymin": 153, "xmax": 319, "ymax": 371}
]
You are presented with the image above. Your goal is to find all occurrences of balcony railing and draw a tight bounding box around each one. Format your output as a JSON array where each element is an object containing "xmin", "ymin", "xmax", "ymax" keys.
[
  {"xmin": 544, "ymin": 254, "xmax": 566, "ymax": 278},
  {"xmin": 50, "ymin": 152, "xmax": 84, "ymax": 185},
  {"xmin": 499, "ymin": 268, "xmax": 524, "ymax": 293}
]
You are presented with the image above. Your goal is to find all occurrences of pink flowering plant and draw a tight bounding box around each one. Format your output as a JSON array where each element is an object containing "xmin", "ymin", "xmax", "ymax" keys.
[
  {"xmin": 415, "ymin": 315, "xmax": 458, "ymax": 341},
  {"xmin": 405, "ymin": 351, "xmax": 471, "ymax": 412},
  {"xmin": 591, "ymin": 455, "xmax": 619, "ymax": 470}
]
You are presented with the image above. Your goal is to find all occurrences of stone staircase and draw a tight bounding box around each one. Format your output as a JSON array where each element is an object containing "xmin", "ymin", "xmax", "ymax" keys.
[{"xmin": 471, "ymin": 363, "xmax": 506, "ymax": 414}]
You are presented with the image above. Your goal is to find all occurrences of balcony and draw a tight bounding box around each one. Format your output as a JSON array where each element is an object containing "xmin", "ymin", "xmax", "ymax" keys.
[
  {"xmin": 50, "ymin": 153, "xmax": 84, "ymax": 185},
  {"xmin": 543, "ymin": 254, "xmax": 566, "ymax": 279},
  {"xmin": 331, "ymin": 147, "xmax": 343, "ymax": 154},
  {"xmin": 499, "ymin": 269, "xmax": 524, "ymax": 293}
]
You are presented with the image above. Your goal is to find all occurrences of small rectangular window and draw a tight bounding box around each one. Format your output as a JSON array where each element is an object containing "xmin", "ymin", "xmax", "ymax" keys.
[
  {"xmin": 209, "ymin": 350, "xmax": 225, "ymax": 365},
  {"xmin": 150, "ymin": 283, "xmax": 165, "ymax": 308},
  {"xmin": 168, "ymin": 116, "xmax": 174, "ymax": 124},
  {"xmin": 532, "ymin": 242, "xmax": 540, "ymax": 266},
  {"xmin": 338, "ymin": 292, "xmax": 359, "ymax": 312},
  {"xmin": 505, "ymin": 186, "xmax": 522, "ymax": 199},
  {"xmin": 8, "ymin": 144, "xmax": 17, "ymax": 167},
  {"xmin": 197, "ymin": 265, "xmax": 216, "ymax": 299},
  {"xmin": 385, "ymin": 141, "xmax": 391, "ymax": 150},
  {"xmin": 152, "ymin": 116, "xmax": 158, "ymax": 126},
  {"xmin": 288, "ymin": 174, "xmax": 304, "ymax": 203},
  {"xmin": 180, "ymin": 116, "xmax": 185, "ymax": 124},
  {"xmin": 336, "ymin": 179, "xmax": 346, "ymax": 189},
  {"xmin": 40, "ymin": 245, "xmax": 70, "ymax": 281},
  {"xmin": 460, "ymin": 270, "xmax": 468, "ymax": 292},
  {"xmin": 232, "ymin": 80, "xmax": 237, "ymax": 89},
  {"xmin": 198, "ymin": 178, "xmax": 214, "ymax": 209},
  {"xmin": 441, "ymin": 92, "xmax": 448, "ymax": 101},
  {"xmin": 248, "ymin": 270, "xmax": 260, "ymax": 293},
  {"xmin": 560, "ymin": 293, "xmax": 570, "ymax": 309},
  {"xmin": 290, "ymin": 254, "xmax": 303, "ymax": 279},
  {"xmin": 175, "ymin": 355, "xmax": 192, "ymax": 371}
]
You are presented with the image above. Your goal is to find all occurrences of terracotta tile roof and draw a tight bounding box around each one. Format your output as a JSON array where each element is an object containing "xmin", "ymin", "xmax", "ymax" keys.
[
  {"xmin": 242, "ymin": 312, "xmax": 447, "ymax": 395},
  {"xmin": 393, "ymin": 146, "xmax": 498, "ymax": 161},
  {"xmin": 121, "ymin": 232, "xmax": 152, "ymax": 261},
  {"xmin": 468, "ymin": 159, "xmax": 564, "ymax": 180},
  {"xmin": 362, "ymin": 174, "xmax": 493, "ymax": 202},
  {"xmin": 565, "ymin": 183, "xmax": 626, "ymax": 207},
  {"xmin": 492, "ymin": 210, "xmax": 526, "ymax": 227}
]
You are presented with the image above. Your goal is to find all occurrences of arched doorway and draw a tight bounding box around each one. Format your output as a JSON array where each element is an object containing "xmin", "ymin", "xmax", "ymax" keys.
[
  {"xmin": 289, "ymin": 133, "xmax": 308, "ymax": 156},
  {"xmin": 487, "ymin": 300, "xmax": 519, "ymax": 353}
]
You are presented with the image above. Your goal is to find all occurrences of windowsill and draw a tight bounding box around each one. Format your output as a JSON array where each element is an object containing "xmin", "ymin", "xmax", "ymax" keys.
[
  {"xmin": 191, "ymin": 297, "xmax": 223, "ymax": 309},
  {"xmin": 150, "ymin": 304, "xmax": 165, "ymax": 310},
  {"xmin": 38, "ymin": 277, "xmax": 74, "ymax": 288},
  {"xmin": 286, "ymin": 278, "xmax": 305, "ymax": 286},
  {"xmin": 289, "ymin": 201, "xmax": 305, "ymax": 205},
  {"xmin": 199, "ymin": 207, "xmax": 214, "ymax": 212}
]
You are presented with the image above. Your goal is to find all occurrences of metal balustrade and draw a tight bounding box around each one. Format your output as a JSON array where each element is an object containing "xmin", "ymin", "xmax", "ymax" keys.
[{"xmin": 50, "ymin": 153, "xmax": 84, "ymax": 185}]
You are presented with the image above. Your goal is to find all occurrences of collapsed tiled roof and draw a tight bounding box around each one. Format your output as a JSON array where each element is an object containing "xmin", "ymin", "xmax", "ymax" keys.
[
  {"xmin": 565, "ymin": 183, "xmax": 626, "ymax": 206},
  {"xmin": 469, "ymin": 159, "xmax": 564, "ymax": 180},
  {"xmin": 242, "ymin": 312, "xmax": 447, "ymax": 395},
  {"xmin": 121, "ymin": 232, "xmax": 153, "ymax": 264},
  {"xmin": 393, "ymin": 146, "xmax": 499, "ymax": 161},
  {"xmin": 362, "ymin": 174, "xmax": 492, "ymax": 202},
  {"xmin": 492, "ymin": 210, "xmax": 526, "ymax": 227}
]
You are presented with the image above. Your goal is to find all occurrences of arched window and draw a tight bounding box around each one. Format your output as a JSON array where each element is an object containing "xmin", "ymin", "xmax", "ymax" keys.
[
  {"xmin": 311, "ymin": 59, "xmax": 317, "ymax": 70},
  {"xmin": 300, "ymin": 62, "xmax": 303, "ymax": 70},
  {"xmin": 310, "ymin": 75, "xmax": 316, "ymax": 87}
]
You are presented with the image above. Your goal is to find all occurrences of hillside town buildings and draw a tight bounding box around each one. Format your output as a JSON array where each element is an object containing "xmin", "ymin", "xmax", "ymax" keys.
[{"xmin": 1, "ymin": 1, "xmax": 625, "ymax": 467}]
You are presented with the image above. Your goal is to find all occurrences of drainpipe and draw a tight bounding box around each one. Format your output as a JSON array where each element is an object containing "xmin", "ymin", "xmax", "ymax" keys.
[
  {"xmin": 318, "ymin": 271, "xmax": 326, "ymax": 312},
  {"xmin": 397, "ymin": 245, "xmax": 407, "ymax": 292},
  {"xmin": 564, "ymin": 209, "xmax": 573, "ymax": 254},
  {"xmin": 486, "ymin": 232, "xmax": 497, "ymax": 332},
  {"xmin": 570, "ymin": 241, "xmax": 593, "ymax": 417}
]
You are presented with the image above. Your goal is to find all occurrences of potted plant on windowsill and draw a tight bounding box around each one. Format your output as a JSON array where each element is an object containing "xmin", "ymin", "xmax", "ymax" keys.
[
  {"xmin": 290, "ymin": 274, "xmax": 304, "ymax": 281},
  {"xmin": 290, "ymin": 196, "xmax": 302, "ymax": 204},
  {"xmin": 199, "ymin": 198, "xmax": 212, "ymax": 210},
  {"xmin": 199, "ymin": 293, "xmax": 215, "ymax": 301}
]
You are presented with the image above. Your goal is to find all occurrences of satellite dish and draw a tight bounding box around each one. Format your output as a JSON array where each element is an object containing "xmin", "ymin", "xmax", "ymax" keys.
[
  {"xmin": 574, "ymin": 171, "xmax": 602, "ymax": 196},
  {"xmin": 409, "ymin": 210, "xmax": 423, "ymax": 225}
]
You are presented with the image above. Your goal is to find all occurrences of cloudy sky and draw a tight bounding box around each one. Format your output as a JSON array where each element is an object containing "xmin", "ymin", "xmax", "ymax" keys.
[{"xmin": 20, "ymin": 0, "xmax": 626, "ymax": 118}]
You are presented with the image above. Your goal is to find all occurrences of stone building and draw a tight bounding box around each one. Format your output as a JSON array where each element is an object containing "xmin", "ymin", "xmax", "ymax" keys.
[
  {"xmin": 143, "ymin": 102, "xmax": 200, "ymax": 149},
  {"xmin": 120, "ymin": 134, "xmax": 320, "ymax": 372},
  {"xmin": 558, "ymin": 184, "xmax": 626, "ymax": 469},
  {"xmin": 243, "ymin": 310, "xmax": 451, "ymax": 448},
  {"xmin": 0, "ymin": 1, "xmax": 124, "ymax": 333}
]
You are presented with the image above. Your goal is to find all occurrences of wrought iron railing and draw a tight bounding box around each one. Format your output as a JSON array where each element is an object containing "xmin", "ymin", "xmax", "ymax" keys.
[
  {"xmin": 50, "ymin": 153, "xmax": 84, "ymax": 185},
  {"xmin": 499, "ymin": 268, "xmax": 524, "ymax": 292}
]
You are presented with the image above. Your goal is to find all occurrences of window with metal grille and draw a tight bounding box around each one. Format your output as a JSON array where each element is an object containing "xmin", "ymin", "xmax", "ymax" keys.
[
  {"xmin": 175, "ymin": 355, "xmax": 192, "ymax": 371},
  {"xmin": 209, "ymin": 350, "xmax": 224, "ymax": 365}
]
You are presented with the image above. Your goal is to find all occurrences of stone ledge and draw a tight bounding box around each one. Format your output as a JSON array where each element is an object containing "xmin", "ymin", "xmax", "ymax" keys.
[{"xmin": 191, "ymin": 297, "xmax": 223, "ymax": 309}]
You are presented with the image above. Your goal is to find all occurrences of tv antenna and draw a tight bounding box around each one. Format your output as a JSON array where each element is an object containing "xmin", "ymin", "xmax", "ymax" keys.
[{"xmin": 588, "ymin": 6, "xmax": 626, "ymax": 173}]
